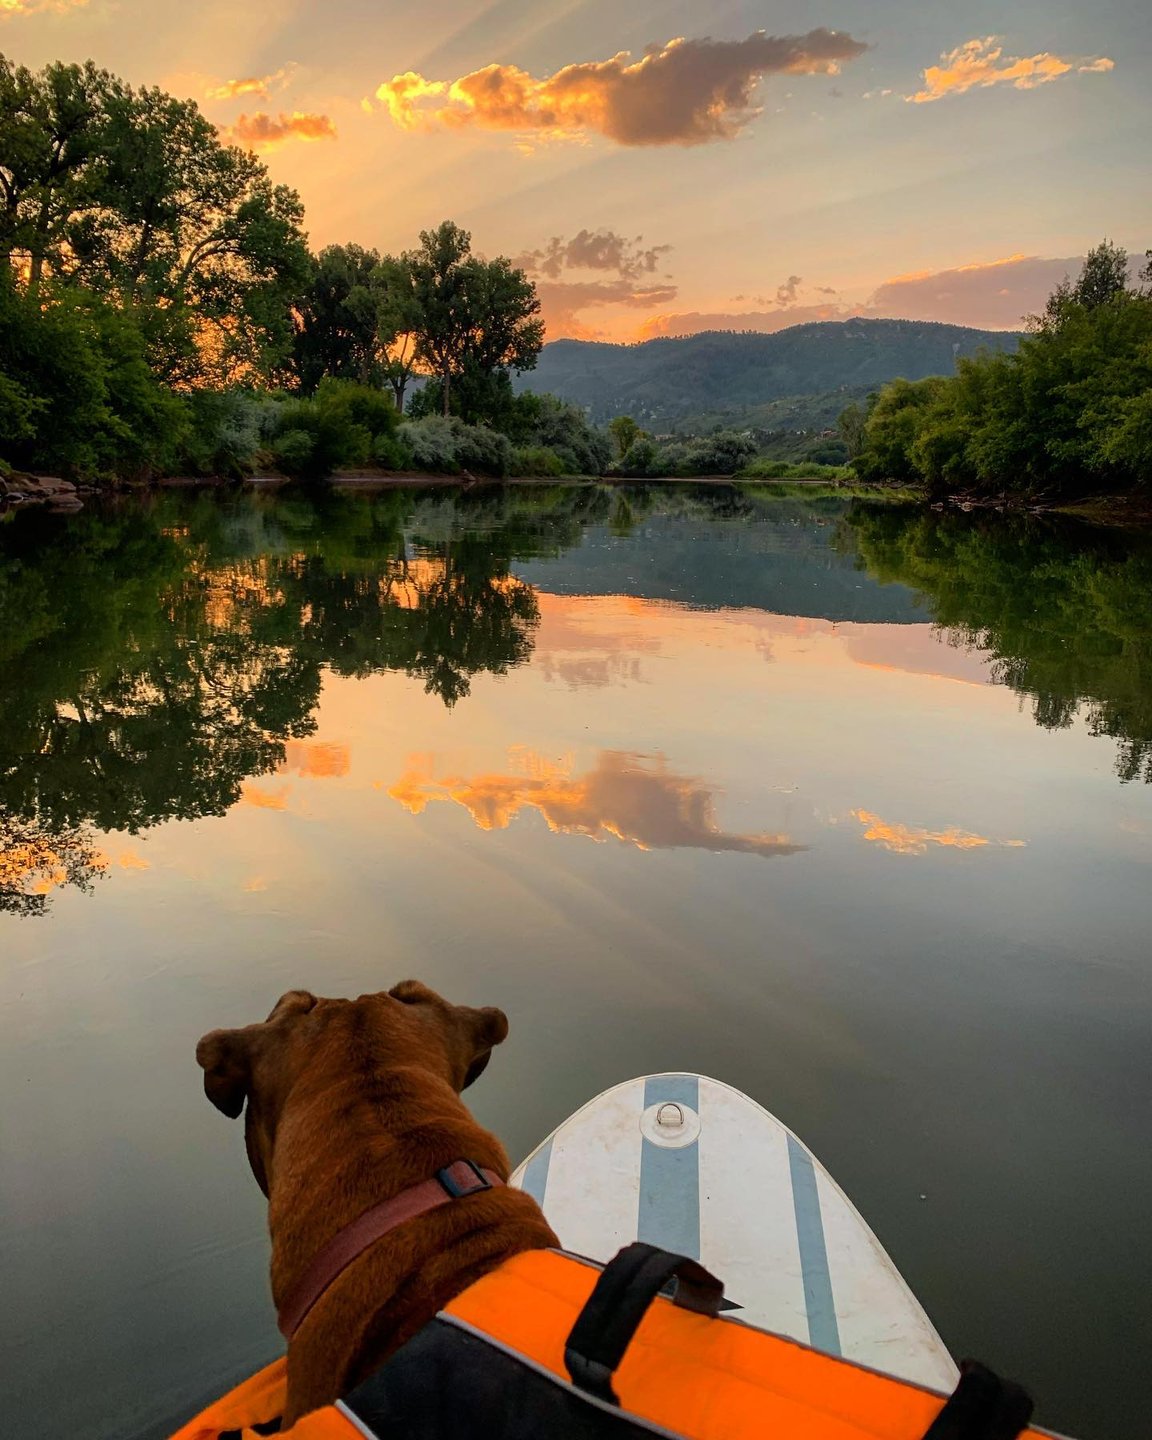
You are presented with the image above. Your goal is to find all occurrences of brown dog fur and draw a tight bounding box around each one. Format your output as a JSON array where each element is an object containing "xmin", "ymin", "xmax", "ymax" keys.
[{"xmin": 196, "ymin": 981, "xmax": 559, "ymax": 1424}]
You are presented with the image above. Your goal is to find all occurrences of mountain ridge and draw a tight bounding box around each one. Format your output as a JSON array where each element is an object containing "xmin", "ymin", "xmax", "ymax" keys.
[{"xmin": 517, "ymin": 317, "xmax": 1023, "ymax": 431}]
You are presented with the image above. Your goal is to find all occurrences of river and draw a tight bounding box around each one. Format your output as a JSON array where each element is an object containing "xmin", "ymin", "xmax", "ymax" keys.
[{"xmin": 1, "ymin": 484, "xmax": 1149, "ymax": 1440}]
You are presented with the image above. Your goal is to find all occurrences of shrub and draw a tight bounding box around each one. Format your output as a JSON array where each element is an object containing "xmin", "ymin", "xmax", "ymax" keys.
[
  {"xmin": 398, "ymin": 416, "xmax": 513, "ymax": 477},
  {"xmin": 178, "ymin": 389, "xmax": 279, "ymax": 478},
  {"xmin": 509, "ymin": 445, "xmax": 566, "ymax": 477},
  {"xmin": 373, "ymin": 431, "xmax": 414, "ymax": 471},
  {"xmin": 270, "ymin": 379, "xmax": 398, "ymax": 479}
]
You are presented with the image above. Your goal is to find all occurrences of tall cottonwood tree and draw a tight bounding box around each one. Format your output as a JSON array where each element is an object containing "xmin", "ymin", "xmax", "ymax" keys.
[
  {"xmin": 0, "ymin": 55, "xmax": 310, "ymax": 383},
  {"xmin": 405, "ymin": 221, "xmax": 543, "ymax": 416}
]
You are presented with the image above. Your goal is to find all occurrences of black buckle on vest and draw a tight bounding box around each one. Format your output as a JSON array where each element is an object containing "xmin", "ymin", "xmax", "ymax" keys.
[{"xmin": 436, "ymin": 1159, "xmax": 492, "ymax": 1198}]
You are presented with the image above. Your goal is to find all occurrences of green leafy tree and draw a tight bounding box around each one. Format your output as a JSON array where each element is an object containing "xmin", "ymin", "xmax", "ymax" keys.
[
  {"xmin": 836, "ymin": 401, "xmax": 867, "ymax": 459},
  {"xmin": 609, "ymin": 415, "xmax": 641, "ymax": 459},
  {"xmin": 406, "ymin": 221, "xmax": 543, "ymax": 417},
  {"xmin": 289, "ymin": 243, "xmax": 388, "ymax": 395},
  {"xmin": 1, "ymin": 57, "xmax": 310, "ymax": 383}
]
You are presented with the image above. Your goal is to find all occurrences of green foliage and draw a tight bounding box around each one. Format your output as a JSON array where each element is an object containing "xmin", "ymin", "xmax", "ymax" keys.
[
  {"xmin": 176, "ymin": 388, "xmax": 278, "ymax": 478},
  {"xmin": 509, "ymin": 446, "xmax": 566, "ymax": 477},
  {"xmin": 852, "ymin": 243, "xmax": 1152, "ymax": 498},
  {"xmin": 0, "ymin": 55, "xmax": 310, "ymax": 385},
  {"xmin": 739, "ymin": 458, "xmax": 849, "ymax": 480},
  {"xmin": 0, "ymin": 265, "xmax": 185, "ymax": 478},
  {"xmin": 609, "ymin": 415, "xmax": 641, "ymax": 458},
  {"xmin": 612, "ymin": 429, "xmax": 757, "ymax": 478},
  {"xmin": 270, "ymin": 378, "xmax": 399, "ymax": 480},
  {"xmin": 398, "ymin": 416, "xmax": 513, "ymax": 476},
  {"xmin": 852, "ymin": 377, "xmax": 948, "ymax": 484},
  {"xmin": 837, "ymin": 400, "xmax": 868, "ymax": 459},
  {"xmin": 405, "ymin": 221, "xmax": 543, "ymax": 416},
  {"xmin": 289, "ymin": 244, "xmax": 388, "ymax": 395}
]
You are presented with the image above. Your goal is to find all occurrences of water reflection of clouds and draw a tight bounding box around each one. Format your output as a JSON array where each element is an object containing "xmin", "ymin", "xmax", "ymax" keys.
[
  {"xmin": 388, "ymin": 749, "xmax": 806, "ymax": 858},
  {"xmin": 530, "ymin": 592, "xmax": 993, "ymax": 692},
  {"xmin": 850, "ymin": 809, "xmax": 1026, "ymax": 856}
]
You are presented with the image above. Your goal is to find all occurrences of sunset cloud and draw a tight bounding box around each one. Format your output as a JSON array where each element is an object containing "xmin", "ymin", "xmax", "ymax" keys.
[
  {"xmin": 518, "ymin": 229, "xmax": 672, "ymax": 282},
  {"xmin": 373, "ymin": 30, "xmax": 869, "ymax": 147},
  {"xmin": 0, "ymin": 0, "xmax": 88, "ymax": 15},
  {"xmin": 909, "ymin": 37, "xmax": 1115, "ymax": 104},
  {"xmin": 227, "ymin": 111, "xmax": 337, "ymax": 150},
  {"xmin": 518, "ymin": 229, "xmax": 678, "ymax": 336},
  {"xmin": 389, "ymin": 750, "xmax": 806, "ymax": 858},
  {"xmin": 206, "ymin": 64, "xmax": 297, "ymax": 103},
  {"xmin": 851, "ymin": 809, "xmax": 1025, "ymax": 856}
]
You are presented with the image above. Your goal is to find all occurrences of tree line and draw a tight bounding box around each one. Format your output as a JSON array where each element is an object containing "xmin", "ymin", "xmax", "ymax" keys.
[
  {"xmin": 842, "ymin": 243, "xmax": 1152, "ymax": 500},
  {"xmin": 0, "ymin": 55, "xmax": 610, "ymax": 483}
]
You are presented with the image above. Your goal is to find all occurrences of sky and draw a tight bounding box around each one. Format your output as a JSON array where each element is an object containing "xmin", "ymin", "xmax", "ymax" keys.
[{"xmin": 3, "ymin": 0, "xmax": 1150, "ymax": 341}]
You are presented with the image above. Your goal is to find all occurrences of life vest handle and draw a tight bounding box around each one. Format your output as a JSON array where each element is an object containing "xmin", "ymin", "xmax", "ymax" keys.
[{"xmin": 564, "ymin": 1243, "xmax": 725, "ymax": 1404}]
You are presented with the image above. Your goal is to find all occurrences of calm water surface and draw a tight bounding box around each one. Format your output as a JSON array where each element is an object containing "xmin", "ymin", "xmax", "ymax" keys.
[{"xmin": 2, "ymin": 485, "xmax": 1150, "ymax": 1440}]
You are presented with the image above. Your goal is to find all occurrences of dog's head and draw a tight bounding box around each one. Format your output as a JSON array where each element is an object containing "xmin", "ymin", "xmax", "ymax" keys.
[{"xmin": 195, "ymin": 981, "xmax": 509, "ymax": 1195}]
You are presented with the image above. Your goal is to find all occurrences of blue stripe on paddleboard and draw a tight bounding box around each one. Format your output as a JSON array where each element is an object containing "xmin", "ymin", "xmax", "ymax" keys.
[
  {"xmin": 787, "ymin": 1133, "xmax": 841, "ymax": 1355},
  {"xmin": 639, "ymin": 1075, "xmax": 700, "ymax": 1259},
  {"xmin": 519, "ymin": 1137, "xmax": 553, "ymax": 1207}
]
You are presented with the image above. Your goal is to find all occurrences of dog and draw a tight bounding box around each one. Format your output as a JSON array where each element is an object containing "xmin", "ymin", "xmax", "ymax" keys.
[{"xmin": 196, "ymin": 981, "xmax": 559, "ymax": 1425}]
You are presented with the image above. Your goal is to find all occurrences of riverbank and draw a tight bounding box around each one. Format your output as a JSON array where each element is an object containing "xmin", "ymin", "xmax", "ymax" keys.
[{"xmin": 4, "ymin": 466, "xmax": 1148, "ymax": 529}]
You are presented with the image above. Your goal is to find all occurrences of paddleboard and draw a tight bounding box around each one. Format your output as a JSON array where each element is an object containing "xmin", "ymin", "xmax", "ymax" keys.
[{"xmin": 510, "ymin": 1072, "xmax": 957, "ymax": 1392}]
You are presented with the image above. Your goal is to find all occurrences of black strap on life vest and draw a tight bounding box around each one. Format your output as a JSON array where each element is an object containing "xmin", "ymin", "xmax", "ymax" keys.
[
  {"xmin": 922, "ymin": 1359, "xmax": 1034, "ymax": 1440},
  {"xmin": 564, "ymin": 1243, "xmax": 725, "ymax": 1404}
]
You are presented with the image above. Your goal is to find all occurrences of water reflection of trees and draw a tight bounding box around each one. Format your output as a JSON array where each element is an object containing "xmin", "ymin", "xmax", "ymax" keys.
[
  {"xmin": 0, "ymin": 487, "xmax": 607, "ymax": 911},
  {"xmin": 842, "ymin": 505, "xmax": 1152, "ymax": 782}
]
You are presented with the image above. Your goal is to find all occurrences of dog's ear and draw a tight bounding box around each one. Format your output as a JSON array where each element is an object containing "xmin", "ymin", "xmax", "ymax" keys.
[
  {"xmin": 266, "ymin": 989, "xmax": 317, "ymax": 1023},
  {"xmin": 459, "ymin": 1005, "xmax": 509, "ymax": 1090},
  {"xmin": 196, "ymin": 1028, "xmax": 254, "ymax": 1118}
]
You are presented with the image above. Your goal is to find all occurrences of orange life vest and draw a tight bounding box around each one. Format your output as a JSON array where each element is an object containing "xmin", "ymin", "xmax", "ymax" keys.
[{"xmin": 171, "ymin": 1245, "xmax": 1055, "ymax": 1440}]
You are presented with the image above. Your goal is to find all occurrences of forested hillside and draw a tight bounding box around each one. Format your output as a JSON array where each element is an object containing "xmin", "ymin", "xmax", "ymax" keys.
[{"xmin": 518, "ymin": 320, "xmax": 1021, "ymax": 430}]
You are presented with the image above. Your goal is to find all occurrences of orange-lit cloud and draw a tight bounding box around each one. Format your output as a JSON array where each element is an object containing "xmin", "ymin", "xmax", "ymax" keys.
[
  {"xmin": 1, "ymin": 0, "xmax": 87, "ymax": 15},
  {"xmin": 280, "ymin": 740, "xmax": 351, "ymax": 779},
  {"xmin": 206, "ymin": 64, "xmax": 298, "ymax": 102},
  {"xmin": 389, "ymin": 750, "xmax": 806, "ymax": 858},
  {"xmin": 373, "ymin": 30, "xmax": 868, "ymax": 147},
  {"xmin": 909, "ymin": 37, "xmax": 1114, "ymax": 104},
  {"xmin": 851, "ymin": 809, "xmax": 1026, "ymax": 856},
  {"xmin": 227, "ymin": 111, "xmax": 337, "ymax": 150}
]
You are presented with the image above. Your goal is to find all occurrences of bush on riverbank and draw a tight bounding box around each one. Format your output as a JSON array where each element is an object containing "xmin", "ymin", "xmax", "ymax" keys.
[
  {"xmin": 609, "ymin": 429, "xmax": 758, "ymax": 478},
  {"xmin": 851, "ymin": 242, "xmax": 1152, "ymax": 500},
  {"xmin": 738, "ymin": 458, "xmax": 852, "ymax": 481}
]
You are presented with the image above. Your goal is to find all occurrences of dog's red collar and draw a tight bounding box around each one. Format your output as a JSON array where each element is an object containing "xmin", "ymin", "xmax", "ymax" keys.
[{"xmin": 277, "ymin": 1160, "xmax": 504, "ymax": 1339}]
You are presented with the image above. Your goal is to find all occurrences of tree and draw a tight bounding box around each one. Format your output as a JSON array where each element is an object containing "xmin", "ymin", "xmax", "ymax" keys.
[
  {"xmin": 0, "ymin": 57, "xmax": 110, "ymax": 297},
  {"xmin": 1039, "ymin": 240, "xmax": 1132, "ymax": 333},
  {"xmin": 406, "ymin": 221, "xmax": 543, "ymax": 416},
  {"xmin": 0, "ymin": 57, "xmax": 310, "ymax": 383},
  {"xmin": 375, "ymin": 255, "xmax": 422, "ymax": 414},
  {"xmin": 609, "ymin": 415, "xmax": 641, "ymax": 459},
  {"xmin": 289, "ymin": 244, "xmax": 386, "ymax": 394},
  {"xmin": 836, "ymin": 401, "xmax": 867, "ymax": 459}
]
